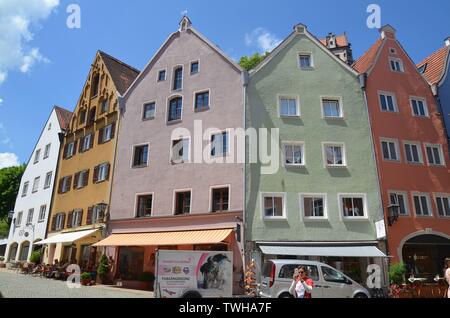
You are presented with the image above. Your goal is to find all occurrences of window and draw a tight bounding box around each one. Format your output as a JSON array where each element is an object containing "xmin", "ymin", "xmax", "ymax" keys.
[
  {"xmin": 48, "ymin": 123, "xmax": 52, "ymax": 130},
  {"xmin": 100, "ymin": 99, "xmax": 109, "ymax": 114},
  {"xmin": 32, "ymin": 177, "xmax": 40, "ymax": 193},
  {"xmin": 413, "ymin": 193, "xmax": 432, "ymax": 216},
  {"xmin": 322, "ymin": 267, "xmax": 347, "ymax": 284},
  {"xmin": 425, "ymin": 144, "xmax": 444, "ymax": 166},
  {"xmin": 55, "ymin": 213, "xmax": 65, "ymax": 231},
  {"xmin": 80, "ymin": 134, "xmax": 93, "ymax": 152},
  {"xmin": 69, "ymin": 210, "xmax": 83, "ymax": 228},
  {"xmin": 283, "ymin": 143, "xmax": 304, "ymax": 166},
  {"xmin": 38, "ymin": 205, "xmax": 46, "ymax": 222},
  {"xmin": 44, "ymin": 144, "xmax": 51, "ymax": 159},
  {"xmin": 91, "ymin": 73, "xmax": 100, "ymax": 97},
  {"xmin": 93, "ymin": 204, "xmax": 107, "ymax": 224},
  {"xmin": 322, "ymin": 99, "xmax": 342, "ymax": 118},
  {"xmin": 389, "ymin": 48, "xmax": 397, "ymax": 54},
  {"xmin": 279, "ymin": 97, "xmax": 299, "ymax": 117},
  {"xmin": 173, "ymin": 67, "xmax": 183, "ymax": 91},
  {"xmin": 34, "ymin": 149, "xmax": 41, "ymax": 164},
  {"xmin": 65, "ymin": 141, "xmax": 76, "ymax": 159},
  {"xmin": 75, "ymin": 170, "xmax": 89, "ymax": 189},
  {"xmin": 171, "ymin": 138, "xmax": 189, "ymax": 163},
  {"xmin": 22, "ymin": 182, "xmax": 29, "ymax": 197},
  {"xmin": 411, "ymin": 98, "xmax": 428, "ymax": 117},
  {"xmin": 389, "ymin": 58, "xmax": 404, "ymax": 72},
  {"xmin": 95, "ymin": 163, "xmax": 110, "ymax": 183},
  {"xmin": 299, "ymin": 54, "xmax": 312, "ymax": 68},
  {"xmin": 211, "ymin": 132, "xmax": 229, "ymax": 157},
  {"xmin": 279, "ymin": 264, "xmax": 319, "ymax": 281},
  {"xmin": 211, "ymin": 187, "xmax": 229, "ymax": 212},
  {"xmin": 158, "ymin": 70, "xmax": 166, "ymax": 82},
  {"xmin": 16, "ymin": 212, "xmax": 23, "ymax": 227},
  {"xmin": 99, "ymin": 123, "xmax": 114, "ymax": 144},
  {"xmin": 404, "ymin": 142, "xmax": 423, "ymax": 164},
  {"xmin": 379, "ymin": 93, "xmax": 397, "ymax": 112},
  {"xmin": 389, "ymin": 192, "xmax": 409, "ymax": 216},
  {"xmin": 175, "ymin": 191, "xmax": 191, "ymax": 215},
  {"xmin": 190, "ymin": 61, "xmax": 199, "ymax": 75},
  {"xmin": 341, "ymin": 195, "xmax": 366, "ymax": 218},
  {"xmin": 44, "ymin": 171, "xmax": 52, "ymax": 189},
  {"xmin": 324, "ymin": 143, "xmax": 345, "ymax": 166},
  {"xmin": 195, "ymin": 91, "xmax": 209, "ymax": 111},
  {"xmin": 133, "ymin": 145, "xmax": 149, "ymax": 167},
  {"xmin": 143, "ymin": 102, "xmax": 156, "ymax": 120},
  {"xmin": 381, "ymin": 139, "xmax": 399, "ymax": 161},
  {"xmin": 79, "ymin": 110, "xmax": 87, "ymax": 125},
  {"xmin": 302, "ymin": 195, "xmax": 326, "ymax": 219},
  {"xmin": 262, "ymin": 193, "xmax": 285, "ymax": 219},
  {"xmin": 435, "ymin": 195, "xmax": 450, "ymax": 217},
  {"xmin": 59, "ymin": 176, "xmax": 72, "ymax": 194},
  {"xmin": 168, "ymin": 97, "xmax": 183, "ymax": 122},
  {"xmin": 26, "ymin": 209, "xmax": 34, "ymax": 225},
  {"xmin": 136, "ymin": 194, "xmax": 153, "ymax": 218},
  {"xmin": 88, "ymin": 107, "xmax": 96, "ymax": 125}
]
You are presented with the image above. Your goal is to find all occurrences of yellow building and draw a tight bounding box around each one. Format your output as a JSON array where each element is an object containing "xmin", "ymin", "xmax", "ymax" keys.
[{"xmin": 41, "ymin": 51, "xmax": 139, "ymax": 269}]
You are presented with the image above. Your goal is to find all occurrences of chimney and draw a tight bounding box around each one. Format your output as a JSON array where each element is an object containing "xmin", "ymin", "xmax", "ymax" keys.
[
  {"xmin": 380, "ymin": 24, "xmax": 396, "ymax": 39},
  {"xmin": 445, "ymin": 37, "xmax": 450, "ymax": 47}
]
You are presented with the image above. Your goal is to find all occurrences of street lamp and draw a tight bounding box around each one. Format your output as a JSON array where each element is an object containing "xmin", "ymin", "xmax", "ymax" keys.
[{"xmin": 387, "ymin": 204, "xmax": 400, "ymax": 226}]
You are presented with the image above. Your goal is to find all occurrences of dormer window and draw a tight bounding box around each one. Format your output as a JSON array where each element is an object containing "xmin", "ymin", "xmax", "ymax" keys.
[
  {"xmin": 91, "ymin": 73, "xmax": 100, "ymax": 97},
  {"xmin": 173, "ymin": 67, "xmax": 183, "ymax": 91}
]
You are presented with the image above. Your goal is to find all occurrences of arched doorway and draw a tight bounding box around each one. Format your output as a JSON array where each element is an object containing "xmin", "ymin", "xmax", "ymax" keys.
[
  {"xmin": 19, "ymin": 241, "xmax": 30, "ymax": 261},
  {"xmin": 401, "ymin": 233, "xmax": 450, "ymax": 279},
  {"xmin": 7, "ymin": 242, "xmax": 18, "ymax": 261}
]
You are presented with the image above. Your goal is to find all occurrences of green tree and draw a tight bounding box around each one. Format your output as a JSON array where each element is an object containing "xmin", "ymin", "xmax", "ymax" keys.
[
  {"xmin": 238, "ymin": 52, "xmax": 270, "ymax": 71},
  {"xmin": 0, "ymin": 165, "xmax": 25, "ymax": 237}
]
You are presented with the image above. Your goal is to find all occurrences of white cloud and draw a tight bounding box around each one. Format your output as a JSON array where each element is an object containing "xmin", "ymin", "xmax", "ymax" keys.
[
  {"xmin": 0, "ymin": 153, "xmax": 20, "ymax": 169},
  {"xmin": 0, "ymin": 98, "xmax": 3, "ymax": 104},
  {"xmin": 245, "ymin": 28, "xmax": 281, "ymax": 53},
  {"xmin": 0, "ymin": 0, "xmax": 59, "ymax": 85},
  {"xmin": 0, "ymin": 123, "xmax": 12, "ymax": 148}
]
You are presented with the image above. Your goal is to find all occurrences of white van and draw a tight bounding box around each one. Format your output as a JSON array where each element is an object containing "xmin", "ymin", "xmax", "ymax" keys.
[{"xmin": 260, "ymin": 259, "xmax": 370, "ymax": 298}]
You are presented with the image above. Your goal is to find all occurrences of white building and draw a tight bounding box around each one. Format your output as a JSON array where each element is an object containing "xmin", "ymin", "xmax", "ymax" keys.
[{"xmin": 5, "ymin": 106, "xmax": 72, "ymax": 262}]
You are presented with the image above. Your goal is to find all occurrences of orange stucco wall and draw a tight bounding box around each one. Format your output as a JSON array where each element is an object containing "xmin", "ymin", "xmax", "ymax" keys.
[{"xmin": 365, "ymin": 31, "xmax": 450, "ymax": 262}]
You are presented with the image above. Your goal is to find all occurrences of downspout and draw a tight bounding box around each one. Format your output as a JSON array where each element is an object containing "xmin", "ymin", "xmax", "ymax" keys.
[{"xmin": 242, "ymin": 70, "xmax": 249, "ymax": 271}]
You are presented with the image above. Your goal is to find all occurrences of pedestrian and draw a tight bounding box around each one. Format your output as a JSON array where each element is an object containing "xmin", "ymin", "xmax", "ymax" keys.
[
  {"xmin": 289, "ymin": 266, "xmax": 314, "ymax": 298},
  {"xmin": 445, "ymin": 258, "xmax": 450, "ymax": 299}
]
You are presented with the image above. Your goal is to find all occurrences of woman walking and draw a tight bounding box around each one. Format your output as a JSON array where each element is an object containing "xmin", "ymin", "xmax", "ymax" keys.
[
  {"xmin": 445, "ymin": 258, "xmax": 450, "ymax": 299},
  {"xmin": 289, "ymin": 266, "xmax": 314, "ymax": 298}
]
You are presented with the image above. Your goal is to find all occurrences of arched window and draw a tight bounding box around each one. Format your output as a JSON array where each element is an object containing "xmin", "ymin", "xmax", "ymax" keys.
[
  {"xmin": 173, "ymin": 67, "xmax": 183, "ymax": 91},
  {"xmin": 91, "ymin": 73, "xmax": 100, "ymax": 97},
  {"xmin": 88, "ymin": 107, "xmax": 96, "ymax": 124},
  {"xmin": 168, "ymin": 97, "xmax": 183, "ymax": 122}
]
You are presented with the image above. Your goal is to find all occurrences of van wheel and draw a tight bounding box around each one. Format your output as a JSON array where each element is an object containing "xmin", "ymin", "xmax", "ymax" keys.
[
  {"xmin": 182, "ymin": 291, "xmax": 202, "ymax": 298},
  {"xmin": 279, "ymin": 292, "xmax": 294, "ymax": 298},
  {"xmin": 354, "ymin": 293, "xmax": 368, "ymax": 299}
]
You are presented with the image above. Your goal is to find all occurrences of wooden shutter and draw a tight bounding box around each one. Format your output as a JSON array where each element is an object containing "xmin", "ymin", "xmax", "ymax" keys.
[
  {"xmin": 110, "ymin": 123, "xmax": 116, "ymax": 139},
  {"xmin": 66, "ymin": 176, "xmax": 72, "ymax": 192},
  {"xmin": 89, "ymin": 134, "xmax": 94, "ymax": 149},
  {"xmin": 51, "ymin": 215, "xmax": 57, "ymax": 231},
  {"xmin": 105, "ymin": 163, "xmax": 111, "ymax": 181},
  {"xmin": 78, "ymin": 210, "xmax": 83, "ymax": 227},
  {"xmin": 61, "ymin": 213, "xmax": 66, "ymax": 229},
  {"xmin": 73, "ymin": 172, "xmax": 80, "ymax": 190},
  {"xmin": 58, "ymin": 178, "xmax": 63, "ymax": 194},
  {"xmin": 83, "ymin": 169, "xmax": 89, "ymax": 187},
  {"xmin": 93, "ymin": 165, "xmax": 99, "ymax": 183},
  {"xmin": 67, "ymin": 211, "xmax": 74, "ymax": 228},
  {"xmin": 63, "ymin": 144, "xmax": 68, "ymax": 159},
  {"xmin": 86, "ymin": 207, "xmax": 93, "ymax": 225},
  {"xmin": 98, "ymin": 128, "xmax": 104, "ymax": 145},
  {"xmin": 79, "ymin": 138, "xmax": 84, "ymax": 153},
  {"xmin": 73, "ymin": 140, "xmax": 78, "ymax": 156}
]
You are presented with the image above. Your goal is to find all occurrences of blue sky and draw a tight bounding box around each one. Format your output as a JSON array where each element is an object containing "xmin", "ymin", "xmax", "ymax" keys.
[{"xmin": 0, "ymin": 0, "xmax": 449, "ymax": 167}]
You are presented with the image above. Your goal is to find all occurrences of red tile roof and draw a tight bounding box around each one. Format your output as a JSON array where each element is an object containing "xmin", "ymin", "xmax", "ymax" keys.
[
  {"xmin": 417, "ymin": 46, "xmax": 449, "ymax": 85},
  {"xmin": 320, "ymin": 34, "xmax": 349, "ymax": 48},
  {"xmin": 99, "ymin": 51, "xmax": 140, "ymax": 95},
  {"xmin": 352, "ymin": 39, "xmax": 383, "ymax": 74},
  {"xmin": 54, "ymin": 106, "xmax": 72, "ymax": 130}
]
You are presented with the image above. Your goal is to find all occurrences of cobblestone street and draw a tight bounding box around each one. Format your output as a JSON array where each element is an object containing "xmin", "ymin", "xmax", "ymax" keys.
[{"xmin": 0, "ymin": 270, "xmax": 153, "ymax": 298}]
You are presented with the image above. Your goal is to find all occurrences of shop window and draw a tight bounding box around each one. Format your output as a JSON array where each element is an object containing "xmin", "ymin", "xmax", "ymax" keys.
[{"xmin": 117, "ymin": 247, "xmax": 145, "ymax": 280}]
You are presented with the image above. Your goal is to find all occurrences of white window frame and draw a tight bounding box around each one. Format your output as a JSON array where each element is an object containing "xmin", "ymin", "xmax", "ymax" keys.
[
  {"xmin": 172, "ymin": 188, "xmax": 193, "ymax": 216},
  {"xmin": 410, "ymin": 96, "xmax": 429, "ymax": 118},
  {"xmin": 403, "ymin": 141, "xmax": 423, "ymax": 165},
  {"xmin": 378, "ymin": 91, "xmax": 398, "ymax": 113},
  {"xmin": 387, "ymin": 190, "xmax": 410, "ymax": 216},
  {"xmin": 321, "ymin": 96, "xmax": 344, "ymax": 119},
  {"xmin": 157, "ymin": 68, "xmax": 167, "ymax": 82},
  {"xmin": 22, "ymin": 182, "xmax": 29, "ymax": 197},
  {"xmin": 170, "ymin": 136, "xmax": 191, "ymax": 164},
  {"xmin": 102, "ymin": 124, "xmax": 113, "ymax": 143},
  {"xmin": 34, "ymin": 149, "xmax": 41, "ymax": 164},
  {"xmin": 298, "ymin": 52, "xmax": 314, "ymax": 69},
  {"xmin": 261, "ymin": 192, "xmax": 287, "ymax": 220},
  {"xmin": 142, "ymin": 101, "xmax": 156, "ymax": 121},
  {"xmin": 97, "ymin": 163, "xmax": 109, "ymax": 182},
  {"xmin": 71, "ymin": 210, "xmax": 82, "ymax": 228},
  {"xmin": 190, "ymin": 60, "xmax": 200, "ymax": 75},
  {"xmin": 424, "ymin": 143, "xmax": 445, "ymax": 167},
  {"xmin": 67, "ymin": 141, "xmax": 75, "ymax": 158},
  {"xmin": 166, "ymin": 94, "xmax": 184, "ymax": 124},
  {"xmin": 300, "ymin": 193, "xmax": 328, "ymax": 221},
  {"xmin": 434, "ymin": 193, "xmax": 450, "ymax": 218},
  {"xmin": 389, "ymin": 57, "xmax": 405, "ymax": 72},
  {"xmin": 76, "ymin": 170, "xmax": 88, "ymax": 189},
  {"xmin": 380, "ymin": 138, "xmax": 400, "ymax": 162},
  {"xmin": 134, "ymin": 192, "xmax": 155, "ymax": 218},
  {"xmin": 55, "ymin": 213, "xmax": 65, "ymax": 231},
  {"xmin": 26, "ymin": 209, "xmax": 34, "ymax": 225},
  {"xmin": 278, "ymin": 95, "xmax": 301, "ymax": 117},
  {"xmin": 412, "ymin": 192, "xmax": 433, "ymax": 217},
  {"xmin": 282, "ymin": 141, "xmax": 305, "ymax": 167},
  {"xmin": 338, "ymin": 193, "xmax": 368, "ymax": 220},
  {"xmin": 171, "ymin": 65, "xmax": 184, "ymax": 92},
  {"xmin": 100, "ymin": 98, "xmax": 109, "ymax": 114},
  {"xmin": 323, "ymin": 142, "xmax": 347, "ymax": 167},
  {"xmin": 131, "ymin": 143, "xmax": 150, "ymax": 168},
  {"xmin": 81, "ymin": 134, "xmax": 92, "ymax": 152},
  {"xmin": 16, "ymin": 212, "xmax": 23, "ymax": 227},
  {"xmin": 193, "ymin": 89, "xmax": 211, "ymax": 112},
  {"xmin": 38, "ymin": 205, "xmax": 46, "ymax": 222},
  {"xmin": 209, "ymin": 130, "xmax": 230, "ymax": 159},
  {"xmin": 209, "ymin": 184, "xmax": 231, "ymax": 213},
  {"xmin": 32, "ymin": 177, "xmax": 40, "ymax": 193},
  {"xmin": 44, "ymin": 171, "xmax": 52, "ymax": 189},
  {"xmin": 44, "ymin": 143, "xmax": 51, "ymax": 159}
]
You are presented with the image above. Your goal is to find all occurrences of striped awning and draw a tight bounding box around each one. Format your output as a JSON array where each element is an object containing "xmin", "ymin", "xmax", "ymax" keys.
[{"xmin": 93, "ymin": 229, "xmax": 233, "ymax": 247}]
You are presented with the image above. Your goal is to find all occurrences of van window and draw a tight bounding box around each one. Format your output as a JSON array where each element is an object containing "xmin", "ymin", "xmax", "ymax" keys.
[
  {"xmin": 262, "ymin": 261, "xmax": 274, "ymax": 277},
  {"xmin": 278, "ymin": 264, "xmax": 319, "ymax": 281},
  {"xmin": 321, "ymin": 266, "xmax": 348, "ymax": 284}
]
